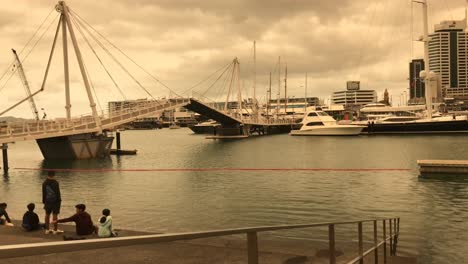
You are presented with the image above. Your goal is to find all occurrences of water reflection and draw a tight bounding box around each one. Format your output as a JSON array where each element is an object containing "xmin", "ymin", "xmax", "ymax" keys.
[{"xmin": 1, "ymin": 129, "xmax": 468, "ymax": 263}]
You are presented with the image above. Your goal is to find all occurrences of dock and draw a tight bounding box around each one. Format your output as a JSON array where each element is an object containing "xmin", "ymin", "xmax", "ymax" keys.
[
  {"xmin": 418, "ymin": 160, "xmax": 468, "ymax": 176},
  {"xmin": 205, "ymin": 135, "xmax": 249, "ymax": 139},
  {"xmin": 109, "ymin": 149, "xmax": 137, "ymax": 155}
]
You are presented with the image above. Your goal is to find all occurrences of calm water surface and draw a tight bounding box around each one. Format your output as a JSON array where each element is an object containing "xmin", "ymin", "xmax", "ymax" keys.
[{"xmin": 1, "ymin": 129, "xmax": 468, "ymax": 263}]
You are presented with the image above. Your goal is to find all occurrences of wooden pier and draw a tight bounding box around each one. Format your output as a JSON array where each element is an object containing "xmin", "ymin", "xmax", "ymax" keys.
[{"xmin": 418, "ymin": 160, "xmax": 468, "ymax": 176}]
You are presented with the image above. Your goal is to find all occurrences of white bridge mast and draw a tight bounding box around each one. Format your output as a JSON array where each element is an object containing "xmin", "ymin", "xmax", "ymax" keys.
[{"xmin": 56, "ymin": 1, "xmax": 102, "ymax": 131}]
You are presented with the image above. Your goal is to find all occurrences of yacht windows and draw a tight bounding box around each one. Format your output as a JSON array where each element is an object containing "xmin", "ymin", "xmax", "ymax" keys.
[
  {"xmin": 307, "ymin": 112, "xmax": 318, "ymax": 116},
  {"xmin": 317, "ymin": 112, "xmax": 329, "ymax": 116},
  {"xmin": 306, "ymin": 122, "xmax": 324, "ymax": 126}
]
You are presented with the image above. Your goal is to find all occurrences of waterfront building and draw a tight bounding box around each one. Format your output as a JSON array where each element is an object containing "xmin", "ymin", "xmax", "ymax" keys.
[
  {"xmin": 428, "ymin": 19, "xmax": 468, "ymax": 99},
  {"xmin": 331, "ymin": 81, "xmax": 377, "ymax": 106},
  {"xmin": 409, "ymin": 59, "xmax": 425, "ymax": 102}
]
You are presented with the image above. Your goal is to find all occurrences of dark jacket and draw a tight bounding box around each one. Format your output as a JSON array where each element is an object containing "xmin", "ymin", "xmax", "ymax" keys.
[
  {"xmin": 0, "ymin": 207, "xmax": 11, "ymax": 223},
  {"xmin": 22, "ymin": 211, "xmax": 40, "ymax": 230},
  {"xmin": 42, "ymin": 179, "xmax": 61, "ymax": 204},
  {"xmin": 58, "ymin": 212, "xmax": 95, "ymax": 236}
]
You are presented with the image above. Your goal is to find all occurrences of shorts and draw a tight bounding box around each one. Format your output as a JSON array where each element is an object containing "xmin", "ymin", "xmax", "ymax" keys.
[{"xmin": 44, "ymin": 202, "xmax": 61, "ymax": 215}]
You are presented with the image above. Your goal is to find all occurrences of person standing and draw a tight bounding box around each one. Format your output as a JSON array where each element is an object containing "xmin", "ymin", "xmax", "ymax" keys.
[{"xmin": 42, "ymin": 171, "xmax": 63, "ymax": 234}]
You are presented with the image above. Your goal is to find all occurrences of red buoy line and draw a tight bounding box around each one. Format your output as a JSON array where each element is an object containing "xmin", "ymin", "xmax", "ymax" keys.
[{"xmin": 12, "ymin": 167, "xmax": 414, "ymax": 173}]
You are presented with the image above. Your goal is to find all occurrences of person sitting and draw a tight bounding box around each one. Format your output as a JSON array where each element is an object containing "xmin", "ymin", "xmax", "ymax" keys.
[
  {"xmin": 98, "ymin": 208, "xmax": 117, "ymax": 238},
  {"xmin": 22, "ymin": 203, "xmax": 42, "ymax": 231},
  {"xmin": 0, "ymin": 203, "xmax": 14, "ymax": 227},
  {"xmin": 53, "ymin": 204, "xmax": 95, "ymax": 236}
]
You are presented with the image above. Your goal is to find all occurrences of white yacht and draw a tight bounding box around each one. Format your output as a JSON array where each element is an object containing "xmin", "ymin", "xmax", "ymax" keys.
[{"xmin": 290, "ymin": 110, "xmax": 365, "ymax": 136}]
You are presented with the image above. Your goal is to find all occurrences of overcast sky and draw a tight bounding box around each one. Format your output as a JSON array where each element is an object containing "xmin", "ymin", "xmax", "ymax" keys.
[{"xmin": 0, "ymin": 0, "xmax": 466, "ymax": 118}]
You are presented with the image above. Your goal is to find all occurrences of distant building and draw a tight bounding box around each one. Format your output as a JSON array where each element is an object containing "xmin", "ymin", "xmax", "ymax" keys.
[
  {"xmin": 428, "ymin": 19, "xmax": 468, "ymax": 98},
  {"xmin": 331, "ymin": 81, "xmax": 377, "ymax": 106},
  {"xmin": 409, "ymin": 59, "xmax": 425, "ymax": 100}
]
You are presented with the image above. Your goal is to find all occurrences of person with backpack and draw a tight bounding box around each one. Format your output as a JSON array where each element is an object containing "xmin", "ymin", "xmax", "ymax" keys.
[
  {"xmin": 22, "ymin": 203, "xmax": 42, "ymax": 231},
  {"xmin": 42, "ymin": 171, "xmax": 63, "ymax": 234}
]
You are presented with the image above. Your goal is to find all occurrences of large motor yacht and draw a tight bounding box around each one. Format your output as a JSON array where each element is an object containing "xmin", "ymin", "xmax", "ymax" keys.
[{"xmin": 290, "ymin": 110, "xmax": 365, "ymax": 136}]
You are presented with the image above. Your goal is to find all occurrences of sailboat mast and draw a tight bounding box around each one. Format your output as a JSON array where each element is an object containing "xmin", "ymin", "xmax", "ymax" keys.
[
  {"xmin": 236, "ymin": 59, "xmax": 242, "ymax": 121},
  {"xmin": 304, "ymin": 73, "xmax": 308, "ymax": 112},
  {"xmin": 253, "ymin": 41, "xmax": 256, "ymax": 109},
  {"xmin": 277, "ymin": 56, "xmax": 281, "ymax": 116},
  {"xmin": 268, "ymin": 72, "xmax": 272, "ymax": 118},
  {"xmin": 284, "ymin": 63, "xmax": 287, "ymax": 112},
  {"xmin": 421, "ymin": 0, "xmax": 432, "ymax": 119}
]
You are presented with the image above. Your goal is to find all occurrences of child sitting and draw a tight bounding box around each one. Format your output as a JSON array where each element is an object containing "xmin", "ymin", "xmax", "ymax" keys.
[
  {"xmin": 98, "ymin": 209, "xmax": 117, "ymax": 238},
  {"xmin": 22, "ymin": 203, "xmax": 42, "ymax": 231},
  {"xmin": 0, "ymin": 203, "xmax": 14, "ymax": 227}
]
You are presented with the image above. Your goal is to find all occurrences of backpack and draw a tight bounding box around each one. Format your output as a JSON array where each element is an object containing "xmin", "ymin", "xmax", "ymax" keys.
[{"xmin": 45, "ymin": 185, "xmax": 57, "ymax": 203}]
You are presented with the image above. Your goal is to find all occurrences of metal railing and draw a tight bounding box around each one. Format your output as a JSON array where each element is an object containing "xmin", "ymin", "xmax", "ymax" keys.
[
  {"xmin": 0, "ymin": 99, "xmax": 190, "ymax": 143},
  {"xmin": 0, "ymin": 217, "xmax": 399, "ymax": 263}
]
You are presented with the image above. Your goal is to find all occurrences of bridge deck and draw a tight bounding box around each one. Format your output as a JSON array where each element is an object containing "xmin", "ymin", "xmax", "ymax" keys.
[
  {"xmin": 0, "ymin": 100, "xmax": 189, "ymax": 144},
  {"xmin": 185, "ymin": 98, "xmax": 296, "ymax": 127}
]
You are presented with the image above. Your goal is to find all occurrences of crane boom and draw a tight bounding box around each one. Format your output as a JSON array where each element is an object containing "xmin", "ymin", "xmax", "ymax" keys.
[{"xmin": 12, "ymin": 49, "xmax": 39, "ymax": 120}]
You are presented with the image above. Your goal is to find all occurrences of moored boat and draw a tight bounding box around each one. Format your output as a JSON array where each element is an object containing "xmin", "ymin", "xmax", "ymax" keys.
[{"xmin": 290, "ymin": 110, "xmax": 365, "ymax": 136}]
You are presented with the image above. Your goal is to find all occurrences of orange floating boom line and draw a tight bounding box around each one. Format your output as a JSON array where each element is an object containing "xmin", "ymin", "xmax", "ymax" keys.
[{"xmin": 13, "ymin": 167, "xmax": 414, "ymax": 173}]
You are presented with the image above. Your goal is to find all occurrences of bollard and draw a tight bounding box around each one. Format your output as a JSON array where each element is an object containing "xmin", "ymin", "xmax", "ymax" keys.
[
  {"xmin": 116, "ymin": 131, "xmax": 121, "ymax": 154},
  {"xmin": 2, "ymin": 143, "xmax": 8, "ymax": 175}
]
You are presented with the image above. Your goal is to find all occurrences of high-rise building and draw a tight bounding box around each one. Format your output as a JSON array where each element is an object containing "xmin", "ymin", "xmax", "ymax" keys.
[
  {"xmin": 409, "ymin": 59, "xmax": 425, "ymax": 99},
  {"xmin": 428, "ymin": 19, "xmax": 468, "ymax": 98}
]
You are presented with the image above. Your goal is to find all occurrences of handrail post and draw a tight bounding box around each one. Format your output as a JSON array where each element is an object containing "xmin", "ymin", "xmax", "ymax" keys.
[
  {"xmin": 383, "ymin": 220, "xmax": 387, "ymax": 264},
  {"xmin": 358, "ymin": 222, "xmax": 364, "ymax": 264},
  {"xmin": 328, "ymin": 224, "xmax": 336, "ymax": 264},
  {"xmin": 389, "ymin": 219, "xmax": 393, "ymax": 256},
  {"xmin": 373, "ymin": 220, "xmax": 378, "ymax": 264},
  {"xmin": 393, "ymin": 218, "xmax": 398, "ymax": 255},
  {"xmin": 247, "ymin": 232, "xmax": 259, "ymax": 264}
]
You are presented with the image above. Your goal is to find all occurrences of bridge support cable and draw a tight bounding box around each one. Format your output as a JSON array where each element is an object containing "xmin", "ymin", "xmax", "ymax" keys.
[
  {"xmin": 180, "ymin": 60, "xmax": 234, "ymax": 97},
  {"xmin": 70, "ymin": 15, "xmax": 127, "ymax": 100},
  {"xmin": 0, "ymin": 8, "xmax": 56, "ymax": 93},
  {"xmin": 69, "ymin": 12, "xmax": 159, "ymax": 103},
  {"xmin": 69, "ymin": 14, "xmax": 126, "ymax": 109},
  {"xmin": 199, "ymin": 61, "xmax": 235, "ymax": 99},
  {"xmin": 225, "ymin": 60, "xmax": 237, "ymax": 111},
  {"xmin": 69, "ymin": 9, "xmax": 182, "ymax": 98},
  {"xmin": 0, "ymin": 14, "xmax": 60, "ymax": 96},
  {"xmin": 0, "ymin": 15, "xmax": 61, "ymax": 118}
]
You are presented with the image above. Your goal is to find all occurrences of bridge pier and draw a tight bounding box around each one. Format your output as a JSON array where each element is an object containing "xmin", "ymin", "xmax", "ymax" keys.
[
  {"xmin": 2, "ymin": 143, "xmax": 8, "ymax": 175},
  {"xmin": 116, "ymin": 131, "xmax": 121, "ymax": 154}
]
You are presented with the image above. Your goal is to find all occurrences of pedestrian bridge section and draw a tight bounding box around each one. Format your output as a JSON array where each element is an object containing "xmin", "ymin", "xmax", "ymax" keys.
[{"xmin": 0, "ymin": 99, "xmax": 189, "ymax": 145}]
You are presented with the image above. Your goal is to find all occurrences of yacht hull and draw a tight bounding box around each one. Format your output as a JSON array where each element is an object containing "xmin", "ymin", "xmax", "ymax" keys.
[
  {"xmin": 189, "ymin": 125, "xmax": 216, "ymax": 134},
  {"xmin": 290, "ymin": 126, "xmax": 364, "ymax": 136},
  {"xmin": 362, "ymin": 119, "xmax": 468, "ymax": 134}
]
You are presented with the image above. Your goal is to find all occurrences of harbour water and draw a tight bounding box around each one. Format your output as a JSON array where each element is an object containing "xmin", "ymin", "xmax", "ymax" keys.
[{"xmin": 1, "ymin": 129, "xmax": 468, "ymax": 263}]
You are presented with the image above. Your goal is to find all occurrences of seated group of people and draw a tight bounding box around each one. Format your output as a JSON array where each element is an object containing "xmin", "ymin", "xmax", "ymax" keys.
[{"xmin": 0, "ymin": 202, "xmax": 117, "ymax": 239}]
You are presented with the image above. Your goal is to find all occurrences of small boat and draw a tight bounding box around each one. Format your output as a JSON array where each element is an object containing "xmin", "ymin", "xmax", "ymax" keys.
[
  {"xmin": 188, "ymin": 120, "xmax": 219, "ymax": 134},
  {"xmin": 290, "ymin": 110, "xmax": 365, "ymax": 136}
]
